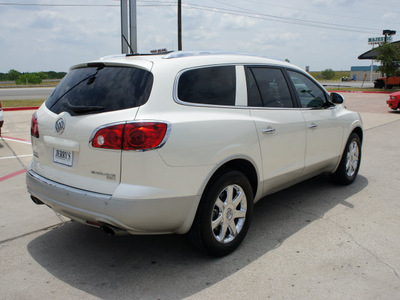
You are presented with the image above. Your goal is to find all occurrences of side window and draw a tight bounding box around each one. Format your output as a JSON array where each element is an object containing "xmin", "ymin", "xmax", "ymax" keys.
[
  {"xmin": 245, "ymin": 67, "xmax": 294, "ymax": 108},
  {"xmin": 177, "ymin": 66, "xmax": 236, "ymax": 106},
  {"xmin": 287, "ymin": 70, "xmax": 327, "ymax": 108}
]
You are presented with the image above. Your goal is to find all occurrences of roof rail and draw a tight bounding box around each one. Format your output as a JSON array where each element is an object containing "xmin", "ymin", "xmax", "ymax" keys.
[{"xmin": 162, "ymin": 50, "xmax": 275, "ymax": 60}]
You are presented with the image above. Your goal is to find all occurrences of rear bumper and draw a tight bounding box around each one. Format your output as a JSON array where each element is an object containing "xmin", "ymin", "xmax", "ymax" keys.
[{"xmin": 26, "ymin": 170, "xmax": 200, "ymax": 234}]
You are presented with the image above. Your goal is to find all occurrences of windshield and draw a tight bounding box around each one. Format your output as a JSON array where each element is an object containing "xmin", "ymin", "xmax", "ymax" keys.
[{"xmin": 46, "ymin": 66, "xmax": 153, "ymax": 115}]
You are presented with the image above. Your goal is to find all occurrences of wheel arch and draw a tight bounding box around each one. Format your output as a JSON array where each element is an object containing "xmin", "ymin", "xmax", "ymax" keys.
[
  {"xmin": 205, "ymin": 159, "xmax": 259, "ymax": 200},
  {"xmin": 351, "ymin": 126, "xmax": 363, "ymax": 143}
]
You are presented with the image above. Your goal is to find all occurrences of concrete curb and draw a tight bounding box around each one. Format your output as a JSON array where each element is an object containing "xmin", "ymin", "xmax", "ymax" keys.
[{"xmin": 327, "ymin": 90, "xmax": 394, "ymax": 94}]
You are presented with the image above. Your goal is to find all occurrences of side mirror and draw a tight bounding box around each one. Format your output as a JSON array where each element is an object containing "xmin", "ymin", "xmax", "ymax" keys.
[{"xmin": 330, "ymin": 92, "xmax": 344, "ymax": 104}]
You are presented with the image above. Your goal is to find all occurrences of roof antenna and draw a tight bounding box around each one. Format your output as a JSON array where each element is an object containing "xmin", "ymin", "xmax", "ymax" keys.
[{"xmin": 122, "ymin": 34, "xmax": 135, "ymax": 54}]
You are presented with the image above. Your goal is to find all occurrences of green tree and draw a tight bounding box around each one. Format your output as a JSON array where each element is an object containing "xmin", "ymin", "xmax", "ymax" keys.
[
  {"xmin": 16, "ymin": 73, "xmax": 42, "ymax": 85},
  {"xmin": 8, "ymin": 69, "xmax": 21, "ymax": 81},
  {"xmin": 376, "ymin": 42, "xmax": 400, "ymax": 89},
  {"xmin": 37, "ymin": 72, "xmax": 49, "ymax": 79},
  {"xmin": 321, "ymin": 68, "xmax": 335, "ymax": 80}
]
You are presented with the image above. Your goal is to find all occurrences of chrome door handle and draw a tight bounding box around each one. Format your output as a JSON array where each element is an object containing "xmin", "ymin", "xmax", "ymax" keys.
[
  {"xmin": 262, "ymin": 127, "xmax": 276, "ymax": 134},
  {"xmin": 308, "ymin": 123, "xmax": 318, "ymax": 129}
]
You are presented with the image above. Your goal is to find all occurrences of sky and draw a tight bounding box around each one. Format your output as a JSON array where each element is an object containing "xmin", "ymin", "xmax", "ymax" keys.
[{"xmin": 0, "ymin": 0, "xmax": 399, "ymax": 73}]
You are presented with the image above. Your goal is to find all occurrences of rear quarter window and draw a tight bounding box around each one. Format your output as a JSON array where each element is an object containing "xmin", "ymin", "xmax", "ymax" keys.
[
  {"xmin": 177, "ymin": 66, "xmax": 236, "ymax": 106},
  {"xmin": 46, "ymin": 66, "xmax": 153, "ymax": 116}
]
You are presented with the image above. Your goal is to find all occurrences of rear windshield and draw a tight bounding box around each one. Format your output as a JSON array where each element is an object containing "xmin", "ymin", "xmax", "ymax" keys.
[{"xmin": 46, "ymin": 65, "xmax": 153, "ymax": 115}]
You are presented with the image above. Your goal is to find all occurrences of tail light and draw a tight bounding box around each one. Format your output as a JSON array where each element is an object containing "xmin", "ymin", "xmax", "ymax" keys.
[
  {"xmin": 31, "ymin": 112, "xmax": 39, "ymax": 138},
  {"xmin": 92, "ymin": 122, "xmax": 169, "ymax": 151}
]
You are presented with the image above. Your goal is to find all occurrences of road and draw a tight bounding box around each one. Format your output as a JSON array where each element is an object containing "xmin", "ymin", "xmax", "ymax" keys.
[{"xmin": 0, "ymin": 87, "xmax": 54, "ymax": 100}]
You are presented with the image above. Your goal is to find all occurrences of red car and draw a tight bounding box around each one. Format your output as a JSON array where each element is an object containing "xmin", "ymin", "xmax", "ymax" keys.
[{"xmin": 387, "ymin": 91, "xmax": 400, "ymax": 110}]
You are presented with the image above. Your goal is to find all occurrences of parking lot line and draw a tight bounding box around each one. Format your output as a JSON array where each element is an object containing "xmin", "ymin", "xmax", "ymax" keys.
[
  {"xmin": 0, "ymin": 169, "xmax": 26, "ymax": 182},
  {"xmin": 0, "ymin": 154, "xmax": 33, "ymax": 160},
  {"xmin": 1, "ymin": 136, "xmax": 31, "ymax": 145}
]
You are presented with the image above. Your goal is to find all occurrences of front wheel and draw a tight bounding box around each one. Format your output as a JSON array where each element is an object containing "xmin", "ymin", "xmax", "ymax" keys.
[
  {"xmin": 189, "ymin": 170, "xmax": 254, "ymax": 256},
  {"xmin": 332, "ymin": 133, "xmax": 362, "ymax": 185}
]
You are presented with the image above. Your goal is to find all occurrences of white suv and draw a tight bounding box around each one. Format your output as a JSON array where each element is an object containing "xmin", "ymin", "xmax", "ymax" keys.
[{"xmin": 27, "ymin": 51, "xmax": 363, "ymax": 256}]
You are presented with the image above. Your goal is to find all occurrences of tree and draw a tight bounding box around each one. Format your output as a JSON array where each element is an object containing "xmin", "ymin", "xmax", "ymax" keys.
[
  {"xmin": 16, "ymin": 73, "xmax": 42, "ymax": 85},
  {"xmin": 8, "ymin": 69, "xmax": 21, "ymax": 81},
  {"xmin": 321, "ymin": 68, "xmax": 335, "ymax": 80},
  {"xmin": 376, "ymin": 42, "xmax": 400, "ymax": 89},
  {"xmin": 37, "ymin": 72, "xmax": 49, "ymax": 79}
]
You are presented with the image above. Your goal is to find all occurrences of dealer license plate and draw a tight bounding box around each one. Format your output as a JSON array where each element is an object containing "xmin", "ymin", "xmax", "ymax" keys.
[{"xmin": 53, "ymin": 148, "xmax": 73, "ymax": 167}]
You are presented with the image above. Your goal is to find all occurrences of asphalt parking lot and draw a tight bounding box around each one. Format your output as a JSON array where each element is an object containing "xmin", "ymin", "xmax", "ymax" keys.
[{"xmin": 1, "ymin": 93, "xmax": 399, "ymax": 299}]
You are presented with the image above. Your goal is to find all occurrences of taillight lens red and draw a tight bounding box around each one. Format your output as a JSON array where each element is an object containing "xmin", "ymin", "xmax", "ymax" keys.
[
  {"xmin": 92, "ymin": 124, "xmax": 124, "ymax": 149},
  {"xmin": 31, "ymin": 112, "xmax": 39, "ymax": 138},
  {"xmin": 92, "ymin": 122, "xmax": 168, "ymax": 151}
]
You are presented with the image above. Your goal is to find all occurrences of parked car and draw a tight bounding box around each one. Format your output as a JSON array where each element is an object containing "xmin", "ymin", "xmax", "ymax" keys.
[
  {"xmin": 387, "ymin": 91, "xmax": 400, "ymax": 110},
  {"xmin": 0, "ymin": 101, "xmax": 4, "ymax": 136},
  {"xmin": 26, "ymin": 51, "xmax": 363, "ymax": 256}
]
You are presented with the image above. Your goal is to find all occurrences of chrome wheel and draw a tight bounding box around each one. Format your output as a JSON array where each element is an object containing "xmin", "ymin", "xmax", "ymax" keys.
[
  {"xmin": 346, "ymin": 140, "xmax": 359, "ymax": 177},
  {"xmin": 189, "ymin": 170, "xmax": 253, "ymax": 256},
  {"xmin": 332, "ymin": 133, "xmax": 362, "ymax": 185},
  {"xmin": 211, "ymin": 184, "xmax": 247, "ymax": 244}
]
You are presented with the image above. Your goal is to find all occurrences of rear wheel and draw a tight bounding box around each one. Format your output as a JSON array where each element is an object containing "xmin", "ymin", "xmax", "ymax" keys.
[
  {"xmin": 332, "ymin": 133, "xmax": 361, "ymax": 185},
  {"xmin": 189, "ymin": 170, "xmax": 253, "ymax": 256}
]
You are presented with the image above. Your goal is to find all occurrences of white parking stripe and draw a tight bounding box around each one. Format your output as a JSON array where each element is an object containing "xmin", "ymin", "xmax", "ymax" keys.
[
  {"xmin": 1, "ymin": 137, "xmax": 31, "ymax": 145},
  {"xmin": 0, "ymin": 154, "xmax": 33, "ymax": 160}
]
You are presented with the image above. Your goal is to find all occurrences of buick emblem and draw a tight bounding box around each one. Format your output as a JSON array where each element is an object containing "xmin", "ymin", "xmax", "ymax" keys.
[{"xmin": 55, "ymin": 118, "xmax": 65, "ymax": 134}]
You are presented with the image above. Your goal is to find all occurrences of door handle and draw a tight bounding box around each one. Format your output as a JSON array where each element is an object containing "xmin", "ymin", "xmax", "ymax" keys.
[
  {"xmin": 308, "ymin": 123, "xmax": 318, "ymax": 129},
  {"xmin": 262, "ymin": 127, "xmax": 276, "ymax": 134}
]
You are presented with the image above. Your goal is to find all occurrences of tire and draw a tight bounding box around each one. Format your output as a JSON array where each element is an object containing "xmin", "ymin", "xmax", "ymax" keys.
[
  {"xmin": 189, "ymin": 170, "xmax": 254, "ymax": 256},
  {"xmin": 374, "ymin": 80, "xmax": 384, "ymax": 89},
  {"xmin": 332, "ymin": 133, "xmax": 361, "ymax": 185}
]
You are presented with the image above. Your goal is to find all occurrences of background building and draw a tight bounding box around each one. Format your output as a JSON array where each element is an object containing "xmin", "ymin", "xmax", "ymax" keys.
[{"xmin": 350, "ymin": 66, "xmax": 380, "ymax": 81}]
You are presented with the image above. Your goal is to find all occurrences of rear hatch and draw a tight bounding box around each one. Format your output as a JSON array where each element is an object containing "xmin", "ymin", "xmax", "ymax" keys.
[{"xmin": 30, "ymin": 63, "xmax": 154, "ymax": 194}]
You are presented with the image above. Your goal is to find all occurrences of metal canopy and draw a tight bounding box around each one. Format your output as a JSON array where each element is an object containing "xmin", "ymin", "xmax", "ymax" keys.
[{"xmin": 358, "ymin": 41, "xmax": 400, "ymax": 60}]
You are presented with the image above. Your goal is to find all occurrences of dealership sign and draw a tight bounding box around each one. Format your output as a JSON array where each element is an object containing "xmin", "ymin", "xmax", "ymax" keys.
[{"xmin": 368, "ymin": 36, "xmax": 393, "ymax": 45}]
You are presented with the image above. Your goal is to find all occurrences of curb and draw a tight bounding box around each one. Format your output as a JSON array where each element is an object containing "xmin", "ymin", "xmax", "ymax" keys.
[
  {"xmin": 3, "ymin": 107, "xmax": 39, "ymax": 111},
  {"xmin": 327, "ymin": 90, "xmax": 394, "ymax": 94}
]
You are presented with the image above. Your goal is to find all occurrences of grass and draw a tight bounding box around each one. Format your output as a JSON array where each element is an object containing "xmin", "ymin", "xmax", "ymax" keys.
[
  {"xmin": 1, "ymin": 99, "xmax": 45, "ymax": 108},
  {"xmin": 309, "ymin": 71, "xmax": 351, "ymax": 81}
]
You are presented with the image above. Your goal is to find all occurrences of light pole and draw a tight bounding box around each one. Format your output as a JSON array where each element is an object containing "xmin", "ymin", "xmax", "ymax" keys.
[
  {"xmin": 120, "ymin": 0, "xmax": 137, "ymax": 54},
  {"xmin": 178, "ymin": 0, "xmax": 182, "ymax": 51}
]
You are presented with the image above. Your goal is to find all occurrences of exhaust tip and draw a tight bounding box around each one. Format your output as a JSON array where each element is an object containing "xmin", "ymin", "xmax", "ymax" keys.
[
  {"xmin": 100, "ymin": 225, "xmax": 116, "ymax": 236},
  {"xmin": 100, "ymin": 224, "xmax": 129, "ymax": 236},
  {"xmin": 31, "ymin": 195, "xmax": 44, "ymax": 205}
]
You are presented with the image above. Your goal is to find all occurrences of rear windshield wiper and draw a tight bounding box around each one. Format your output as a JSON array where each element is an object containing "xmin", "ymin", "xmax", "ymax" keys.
[
  {"xmin": 62, "ymin": 101, "xmax": 104, "ymax": 114},
  {"xmin": 49, "ymin": 65, "xmax": 105, "ymax": 110}
]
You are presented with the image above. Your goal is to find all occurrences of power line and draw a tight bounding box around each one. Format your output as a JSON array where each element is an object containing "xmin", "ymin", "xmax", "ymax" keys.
[
  {"xmin": 0, "ymin": 1, "xmax": 380, "ymax": 33},
  {"xmin": 0, "ymin": 1, "xmax": 175, "ymax": 7},
  {"xmin": 183, "ymin": 3, "xmax": 376, "ymax": 34}
]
